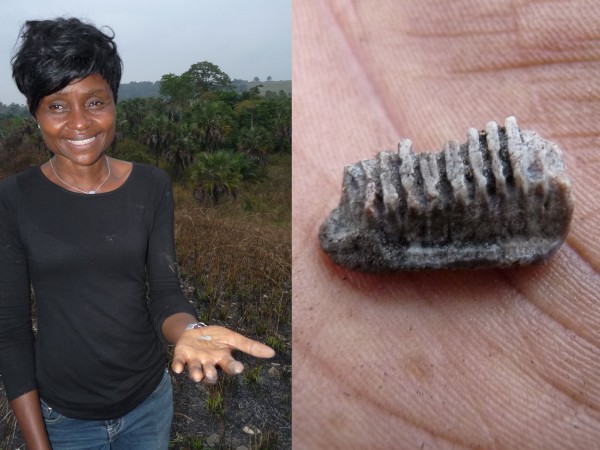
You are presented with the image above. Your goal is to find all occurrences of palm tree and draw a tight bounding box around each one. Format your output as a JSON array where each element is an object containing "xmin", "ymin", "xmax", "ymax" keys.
[
  {"xmin": 271, "ymin": 107, "xmax": 291, "ymax": 153},
  {"xmin": 139, "ymin": 114, "xmax": 174, "ymax": 166},
  {"xmin": 238, "ymin": 126, "xmax": 272, "ymax": 167},
  {"xmin": 191, "ymin": 101, "xmax": 232, "ymax": 153},
  {"xmin": 118, "ymin": 98, "xmax": 146, "ymax": 137},
  {"xmin": 164, "ymin": 122, "xmax": 193, "ymax": 181},
  {"xmin": 190, "ymin": 150, "xmax": 250, "ymax": 205}
]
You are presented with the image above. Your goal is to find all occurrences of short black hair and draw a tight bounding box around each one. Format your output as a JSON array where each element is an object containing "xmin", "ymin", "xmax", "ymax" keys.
[{"xmin": 11, "ymin": 17, "xmax": 123, "ymax": 116}]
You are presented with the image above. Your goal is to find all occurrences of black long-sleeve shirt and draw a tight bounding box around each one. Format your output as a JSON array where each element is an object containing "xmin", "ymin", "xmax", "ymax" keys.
[{"xmin": 0, "ymin": 162, "xmax": 197, "ymax": 420}]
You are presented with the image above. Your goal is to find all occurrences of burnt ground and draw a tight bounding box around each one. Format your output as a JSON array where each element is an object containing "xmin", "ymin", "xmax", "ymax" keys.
[
  {"xmin": 168, "ymin": 278, "xmax": 292, "ymax": 449},
  {"xmin": 169, "ymin": 337, "xmax": 291, "ymax": 450},
  {"xmin": 1, "ymin": 342, "xmax": 291, "ymax": 450}
]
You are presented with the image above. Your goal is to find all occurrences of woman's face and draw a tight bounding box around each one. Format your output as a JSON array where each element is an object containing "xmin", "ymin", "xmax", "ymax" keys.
[{"xmin": 36, "ymin": 73, "xmax": 116, "ymax": 167}]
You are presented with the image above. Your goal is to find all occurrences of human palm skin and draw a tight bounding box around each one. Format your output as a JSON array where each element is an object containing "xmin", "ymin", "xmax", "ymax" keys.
[{"xmin": 292, "ymin": 1, "xmax": 600, "ymax": 448}]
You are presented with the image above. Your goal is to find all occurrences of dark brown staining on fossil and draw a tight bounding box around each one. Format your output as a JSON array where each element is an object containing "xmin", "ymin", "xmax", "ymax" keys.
[{"xmin": 319, "ymin": 117, "xmax": 574, "ymax": 271}]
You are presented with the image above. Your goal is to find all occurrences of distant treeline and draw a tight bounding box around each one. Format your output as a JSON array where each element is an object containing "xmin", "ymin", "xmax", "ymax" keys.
[
  {"xmin": 1, "ymin": 76, "xmax": 291, "ymax": 107},
  {"xmin": 117, "ymin": 78, "xmax": 291, "ymax": 101},
  {"xmin": 0, "ymin": 102, "xmax": 28, "ymax": 117}
]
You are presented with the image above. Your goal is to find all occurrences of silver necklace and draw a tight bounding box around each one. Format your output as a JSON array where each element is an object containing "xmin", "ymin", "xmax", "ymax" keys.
[{"xmin": 49, "ymin": 155, "xmax": 111, "ymax": 194}]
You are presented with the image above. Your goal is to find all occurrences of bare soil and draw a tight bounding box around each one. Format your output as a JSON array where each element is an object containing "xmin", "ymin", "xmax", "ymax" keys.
[{"xmin": 170, "ymin": 332, "xmax": 291, "ymax": 449}]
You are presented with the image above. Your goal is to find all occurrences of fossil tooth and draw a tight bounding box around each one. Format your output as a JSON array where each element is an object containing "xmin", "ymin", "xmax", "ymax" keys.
[{"xmin": 319, "ymin": 117, "xmax": 574, "ymax": 272}]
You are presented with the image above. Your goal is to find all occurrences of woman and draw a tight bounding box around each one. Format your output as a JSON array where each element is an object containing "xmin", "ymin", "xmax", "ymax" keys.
[{"xmin": 0, "ymin": 17, "xmax": 274, "ymax": 449}]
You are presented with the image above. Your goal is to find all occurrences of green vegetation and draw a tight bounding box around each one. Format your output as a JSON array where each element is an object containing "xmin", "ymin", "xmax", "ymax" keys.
[
  {"xmin": 205, "ymin": 385, "xmax": 225, "ymax": 417},
  {"xmin": 265, "ymin": 335, "xmax": 286, "ymax": 354},
  {"xmin": 118, "ymin": 81, "xmax": 161, "ymax": 100},
  {"xmin": 243, "ymin": 365, "xmax": 262, "ymax": 386},
  {"xmin": 0, "ymin": 102, "xmax": 28, "ymax": 118}
]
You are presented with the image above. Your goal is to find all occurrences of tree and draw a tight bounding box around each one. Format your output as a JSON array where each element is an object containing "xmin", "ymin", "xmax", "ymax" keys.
[
  {"xmin": 272, "ymin": 107, "xmax": 292, "ymax": 153},
  {"xmin": 238, "ymin": 126, "xmax": 271, "ymax": 167},
  {"xmin": 0, "ymin": 117, "xmax": 47, "ymax": 178},
  {"xmin": 235, "ymin": 99, "xmax": 262, "ymax": 129},
  {"xmin": 254, "ymin": 76, "xmax": 260, "ymax": 82},
  {"xmin": 164, "ymin": 122, "xmax": 193, "ymax": 181},
  {"xmin": 190, "ymin": 101, "xmax": 233, "ymax": 153},
  {"xmin": 183, "ymin": 61, "xmax": 233, "ymax": 94},
  {"xmin": 139, "ymin": 114, "xmax": 175, "ymax": 166},
  {"xmin": 216, "ymin": 89, "xmax": 241, "ymax": 108},
  {"xmin": 190, "ymin": 150, "xmax": 249, "ymax": 205},
  {"xmin": 267, "ymin": 76, "xmax": 273, "ymax": 81},
  {"xmin": 0, "ymin": 103, "xmax": 28, "ymax": 118},
  {"xmin": 117, "ymin": 98, "xmax": 147, "ymax": 137},
  {"xmin": 160, "ymin": 73, "xmax": 195, "ymax": 106},
  {"xmin": 112, "ymin": 137, "xmax": 154, "ymax": 165}
]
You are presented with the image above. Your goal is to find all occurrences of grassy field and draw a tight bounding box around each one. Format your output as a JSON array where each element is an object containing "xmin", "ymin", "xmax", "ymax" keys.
[{"xmin": 247, "ymin": 80, "xmax": 292, "ymax": 96}]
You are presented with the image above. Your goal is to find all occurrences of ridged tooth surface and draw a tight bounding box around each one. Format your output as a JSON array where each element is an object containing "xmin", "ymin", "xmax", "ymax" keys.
[
  {"xmin": 341, "ymin": 165, "xmax": 361, "ymax": 223},
  {"xmin": 485, "ymin": 120, "xmax": 507, "ymax": 197},
  {"xmin": 505, "ymin": 116, "xmax": 528, "ymax": 195},
  {"xmin": 379, "ymin": 152, "xmax": 399, "ymax": 215},
  {"xmin": 398, "ymin": 139, "xmax": 425, "ymax": 243},
  {"xmin": 420, "ymin": 153, "xmax": 440, "ymax": 201},
  {"xmin": 467, "ymin": 127, "xmax": 488, "ymax": 203},
  {"xmin": 319, "ymin": 117, "xmax": 574, "ymax": 272},
  {"xmin": 378, "ymin": 152, "xmax": 401, "ymax": 238},
  {"xmin": 398, "ymin": 139, "xmax": 418, "ymax": 211},
  {"xmin": 360, "ymin": 159, "xmax": 379, "ymax": 228},
  {"xmin": 444, "ymin": 140, "xmax": 469, "ymax": 206}
]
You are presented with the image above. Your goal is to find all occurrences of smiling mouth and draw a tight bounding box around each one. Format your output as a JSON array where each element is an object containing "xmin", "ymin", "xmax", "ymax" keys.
[{"xmin": 67, "ymin": 136, "xmax": 97, "ymax": 146}]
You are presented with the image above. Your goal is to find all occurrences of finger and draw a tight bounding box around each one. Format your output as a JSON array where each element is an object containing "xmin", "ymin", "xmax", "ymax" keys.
[
  {"xmin": 227, "ymin": 333, "xmax": 276, "ymax": 358},
  {"xmin": 171, "ymin": 350, "xmax": 187, "ymax": 374},
  {"xmin": 202, "ymin": 363, "xmax": 218, "ymax": 384},
  {"xmin": 188, "ymin": 364, "xmax": 204, "ymax": 383},
  {"xmin": 219, "ymin": 355, "xmax": 244, "ymax": 375}
]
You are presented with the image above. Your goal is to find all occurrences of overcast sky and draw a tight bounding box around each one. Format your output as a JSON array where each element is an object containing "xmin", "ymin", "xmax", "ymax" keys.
[{"xmin": 0, "ymin": 0, "xmax": 291, "ymax": 105}]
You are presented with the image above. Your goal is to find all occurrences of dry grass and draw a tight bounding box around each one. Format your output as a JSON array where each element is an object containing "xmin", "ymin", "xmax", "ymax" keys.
[
  {"xmin": 0, "ymin": 395, "xmax": 18, "ymax": 450},
  {"xmin": 0, "ymin": 140, "xmax": 48, "ymax": 181},
  {"xmin": 173, "ymin": 153, "xmax": 291, "ymax": 338}
]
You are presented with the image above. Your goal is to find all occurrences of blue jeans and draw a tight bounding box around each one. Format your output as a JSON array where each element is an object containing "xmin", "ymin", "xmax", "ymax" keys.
[{"xmin": 40, "ymin": 369, "xmax": 173, "ymax": 450}]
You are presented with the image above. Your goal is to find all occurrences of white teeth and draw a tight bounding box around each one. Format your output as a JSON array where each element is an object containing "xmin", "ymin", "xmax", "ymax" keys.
[{"xmin": 67, "ymin": 136, "xmax": 96, "ymax": 146}]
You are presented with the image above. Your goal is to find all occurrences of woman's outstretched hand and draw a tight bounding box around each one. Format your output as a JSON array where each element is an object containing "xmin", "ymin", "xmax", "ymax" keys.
[{"xmin": 171, "ymin": 325, "xmax": 275, "ymax": 384}]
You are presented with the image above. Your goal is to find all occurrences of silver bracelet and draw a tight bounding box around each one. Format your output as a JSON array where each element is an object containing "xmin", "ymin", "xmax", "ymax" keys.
[
  {"xmin": 185, "ymin": 322, "xmax": 208, "ymax": 331},
  {"xmin": 184, "ymin": 322, "xmax": 212, "ymax": 340}
]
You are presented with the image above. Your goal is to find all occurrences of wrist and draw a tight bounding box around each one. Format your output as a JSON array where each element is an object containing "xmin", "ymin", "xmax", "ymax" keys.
[{"xmin": 162, "ymin": 312, "xmax": 200, "ymax": 344}]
